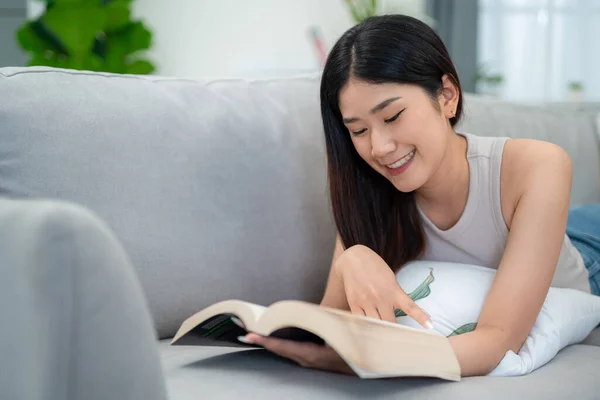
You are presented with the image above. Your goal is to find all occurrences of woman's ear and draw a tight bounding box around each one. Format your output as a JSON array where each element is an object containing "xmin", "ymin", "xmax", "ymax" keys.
[{"xmin": 439, "ymin": 74, "xmax": 460, "ymax": 119}]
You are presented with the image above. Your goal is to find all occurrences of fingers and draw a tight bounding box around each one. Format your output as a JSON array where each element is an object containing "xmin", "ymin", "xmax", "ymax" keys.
[
  {"xmin": 349, "ymin": 302, "xmax": 396, "ymax": 324},
  {"xmin": 394, "ymin": 292, "xmax": 433, "ymax": 329},
  {"xmin": 241, "ymin": 334, "xmax": 325, "ymax": 369},
  {"xmin": 377, "ymin": 305, "xmax": 398, "ymax": 324},
  {"xmin": 362, "ymin": 306, "xmax": 381, "ymax": 321},
  {"xmin": 242, "ymin": 334, "xmax": 355, "ymax": 375},
  {"xmin": 349, "ymin": 304, "xmax": 366, "ymax": 317}
]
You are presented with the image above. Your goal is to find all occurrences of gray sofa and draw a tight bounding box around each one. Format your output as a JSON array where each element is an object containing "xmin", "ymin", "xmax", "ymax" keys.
[{"xmin": 1, "ymin": 66, "xmax": 599, "ymax": 399}]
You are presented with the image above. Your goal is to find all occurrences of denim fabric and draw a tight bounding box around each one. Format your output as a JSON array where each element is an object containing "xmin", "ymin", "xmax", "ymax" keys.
[{"xmin": 567, "ymin": 204, "xmax": 600, "ymax": 296}]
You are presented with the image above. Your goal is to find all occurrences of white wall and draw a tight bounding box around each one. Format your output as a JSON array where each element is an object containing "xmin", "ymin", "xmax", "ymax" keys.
[
  {"xmin": 27, "ymin": 0, "xmax": 430, "ymax": 79},
  {"xmin": 133, "ymin": 0, "xmax": 355, "ymax": 78}
]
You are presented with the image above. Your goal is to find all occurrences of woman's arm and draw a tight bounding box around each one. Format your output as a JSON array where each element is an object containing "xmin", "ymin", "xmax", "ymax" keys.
[{"xmin": 449, "ymin": 139, "xmax": 573, "ymax": 376}]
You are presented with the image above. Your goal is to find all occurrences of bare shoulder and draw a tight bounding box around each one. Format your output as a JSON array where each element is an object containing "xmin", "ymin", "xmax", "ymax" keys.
[
  {"xmin": 500, "ymin": 139, "xmax": 572, "ymax": 228},
  {"xmin": 502, "ymin": 138, "xmax": 571, "ymax": 177}
]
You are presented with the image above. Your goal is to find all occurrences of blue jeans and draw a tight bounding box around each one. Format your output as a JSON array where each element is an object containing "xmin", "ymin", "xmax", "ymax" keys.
[{"xmin": 566, "ymin": 204, "xmax": 600, "ymax": 296}]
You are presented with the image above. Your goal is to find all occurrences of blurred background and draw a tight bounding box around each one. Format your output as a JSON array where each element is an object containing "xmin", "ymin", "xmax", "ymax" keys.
[{"xmin": 1, "ymin": 0, "xmax": 599, "ymax": 105}]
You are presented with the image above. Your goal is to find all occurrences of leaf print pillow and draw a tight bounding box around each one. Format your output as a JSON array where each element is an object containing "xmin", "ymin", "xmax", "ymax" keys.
[{"xmin": 394, "ymin": 261, "xmax": 600, "ymax": 377}]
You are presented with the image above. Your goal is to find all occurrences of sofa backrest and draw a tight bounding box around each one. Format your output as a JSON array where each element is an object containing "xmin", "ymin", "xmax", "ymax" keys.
[
  {"xmin": 459, "ymin": 94, "xmax": 600, "ymax": 205},
  {"xmin": 1, "ymin": 67, "xmax": 599, "ymax": 338},
  {"xmin": 0, "ymin": 67, "xmax": 334, "ymax": 339}
]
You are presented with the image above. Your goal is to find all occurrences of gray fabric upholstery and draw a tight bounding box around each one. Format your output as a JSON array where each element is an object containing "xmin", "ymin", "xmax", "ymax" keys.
[
  {"xmin": 0, "ymin": 197, "xmax": 166, "ymax": 400},
  {"xmin": 159, "ymin": 340, "xmax": 600, "ymax": 399},
  {"xmin": 583, "ymin": 327, "xmax": 600, "ymax": 346},
  {"xmin": 0, "ymin": 67, "xmax": 334, "ymax": 339},
  {"xmin": 459, "ymin": 94, "xmax": 600, "ymax": 206}
]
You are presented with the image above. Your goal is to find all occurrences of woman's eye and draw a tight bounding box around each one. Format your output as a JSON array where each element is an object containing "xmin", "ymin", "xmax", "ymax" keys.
[
  {"xmin": 385, "ymin": 109, "xmax": 405, "ymax": 123},
  {"xmin": 351, "ymin": 128, "xmax": 367, "ymax": 136}
]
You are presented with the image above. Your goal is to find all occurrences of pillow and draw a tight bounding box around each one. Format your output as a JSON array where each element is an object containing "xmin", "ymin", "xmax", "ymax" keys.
[{"xmin": 394, "ymin": 261, "xmax": 600, "ymax": 377}]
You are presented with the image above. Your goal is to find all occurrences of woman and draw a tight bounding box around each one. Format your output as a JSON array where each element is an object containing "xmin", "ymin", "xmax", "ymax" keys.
[{"xmin": 239, "ymin": 15, "xmax": 600, "ymax": 377}]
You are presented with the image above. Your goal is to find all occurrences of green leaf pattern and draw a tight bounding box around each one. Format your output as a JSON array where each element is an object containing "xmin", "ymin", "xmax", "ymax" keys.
[
  {"xmin": 448, "ymin": 322, "xmax": 478, "ymax": 337},
  {"xmin": 394, "ymin": 268, "xmax": 434, "ymax": 317},
  {"xmin": 394, "ymin": 268, "xmax": 477, "ymax": 338}
]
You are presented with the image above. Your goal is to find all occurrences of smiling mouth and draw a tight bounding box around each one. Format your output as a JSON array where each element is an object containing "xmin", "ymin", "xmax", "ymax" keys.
[{"xmin": 385, "ymin": 149, "xmax": 415, "ymax": 169}]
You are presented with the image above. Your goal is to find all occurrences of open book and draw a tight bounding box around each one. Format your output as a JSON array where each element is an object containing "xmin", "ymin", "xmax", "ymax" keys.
[{"xmin": 171, "ymin": 299, "xmax": 461, "ymax": 381}]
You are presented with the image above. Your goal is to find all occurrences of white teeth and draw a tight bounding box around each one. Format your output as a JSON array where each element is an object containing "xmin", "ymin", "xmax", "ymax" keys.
[{"xmin": 387, "ymin": 150, "xmax": 415, "ymax": 169}]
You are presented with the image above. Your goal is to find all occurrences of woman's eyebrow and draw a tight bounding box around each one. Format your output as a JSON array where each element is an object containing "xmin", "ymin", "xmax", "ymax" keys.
[
  {"xmin": 342, "ymin": 96, "xmax": 401, "ymax": 123},
  {"xmin": 370, "ymin": 96, "xmax": 401, "ymax": 114}
]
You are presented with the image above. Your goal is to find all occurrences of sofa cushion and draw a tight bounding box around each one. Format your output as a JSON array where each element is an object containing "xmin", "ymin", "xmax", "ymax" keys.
[
  {"xmin": 583, "ymin": 327, "xmax": 600, "ymax": 346},
  {"xmin": 0, "ymin": 67, "xmax": 335, "ymax": 339},
  {"xmin": 158, "ymin": 340, "xmax": 600, "ymax": 399}
]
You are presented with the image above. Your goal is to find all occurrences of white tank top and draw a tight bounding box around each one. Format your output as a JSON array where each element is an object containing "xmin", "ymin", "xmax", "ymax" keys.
[{"xmin": 418, "ymin": 132, "xmax": 591, "ymax": 293}]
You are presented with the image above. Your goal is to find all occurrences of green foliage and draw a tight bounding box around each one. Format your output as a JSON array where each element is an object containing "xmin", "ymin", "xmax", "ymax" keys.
[
  {"xmin": 568, "ymin": 81, "xmax": 583, "ymax": 92},
  {"xmin": 345, "ymin": 0, "xmax": 378, "ymax": 24},
  {"xmin": 475, "ymin": 63, "xmax": 504, "ymax": 86},
  {"xmin": 16, "ymin": 0, "xmax": 155, "ymax": 74}
]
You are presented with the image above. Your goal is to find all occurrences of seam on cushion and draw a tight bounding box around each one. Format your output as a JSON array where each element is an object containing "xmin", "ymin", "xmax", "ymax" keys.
[
  {"xmin": 0, "ymin": 68, "xmax": 321, "ymax": 86},
  {"xmin": 0, "ymin": 68, "xmax": 204, "ymax": 82}
]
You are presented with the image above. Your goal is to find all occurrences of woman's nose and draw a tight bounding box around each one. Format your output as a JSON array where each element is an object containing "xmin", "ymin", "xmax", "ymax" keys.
[{"xmin": 371, "ymin": 129, "xmax": 396, "ymax": 159}]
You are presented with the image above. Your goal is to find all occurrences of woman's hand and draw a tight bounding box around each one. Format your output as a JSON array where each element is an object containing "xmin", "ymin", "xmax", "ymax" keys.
[
  {"xmin": 334, "ymin": 244, "xmax": 433, "ymax": 329},
  {"xmin": 240, "ymin": 333, "xmax": 355, "ymax": 375}
]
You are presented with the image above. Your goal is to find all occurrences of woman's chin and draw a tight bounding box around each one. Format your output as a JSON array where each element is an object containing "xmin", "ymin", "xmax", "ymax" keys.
[
  {"xmin": 389, "ymin": 179, "xmax": 417, "ymax": 193},
  {"xmin": 388, "ymin": 172, "xmax": 425, "ymax": 193}
]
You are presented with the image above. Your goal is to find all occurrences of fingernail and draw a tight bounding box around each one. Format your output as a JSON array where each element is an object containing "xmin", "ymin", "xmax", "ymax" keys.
[
  {"xmin": 237, "ymin": 335, "xmax": 253, "ymax": 344},
  {"xmin": 425, "ymin": 320, "xmax": 434, "ymax": 330},
  {"xmin": 231, "ymin": 317, "xmax": 245, "ymax": 329}
]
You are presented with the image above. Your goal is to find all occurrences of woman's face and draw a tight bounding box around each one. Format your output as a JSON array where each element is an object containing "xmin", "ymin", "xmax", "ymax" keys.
[{"xmin": 338, "ymin": 77, "xmax": 457, "ymax": 193}]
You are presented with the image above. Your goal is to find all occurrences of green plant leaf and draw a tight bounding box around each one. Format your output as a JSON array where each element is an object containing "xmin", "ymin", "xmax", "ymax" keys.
[
  {"xmin": 105, "ymin": 0, "xmax": 131, "ymax": 32},
  {"xmin": 16, "ymin": 22, "xmax": 50, "ymax": 53},
  {"xmin": 125, "ymin": 59, "xmax": 155, "ymax": 74},
  {"xmin": 28, "ymin": 52, "xmax": 60, "ymax": 67},
  {"xmin": 16, "ymin": 19, "xmax": 68, "ymax": 56},
  {"xmin": 22, "ymin": 0, "xmax": 153, "ymax": 74},
  {"xmin": 395, "ymin": 269, "xmax": 435, "ymax": 317},
  {"xmin": 54, "ymin": 0, "xmax": 102, "ymax": 5},
  {"xmin": 447, "ymin": 322, "xmax": 478, "ymax": 337},
  {"xmin": 103, "ymin": 21, "xmax": 153, "ymax": 72},
  {"xmin": 82, "ymin": 55, "xmax": 104, "ymax": 71},
  {"xmin": 345, "ymin": 0, "xmax": 362, "ymax": 23},
  {"xmin": 42, "ymin": 3, "xmax": 107, "ymax": 64},
  {"xmin": 124, "ymin": 21, "xmax": 153, "ymax": 52}
]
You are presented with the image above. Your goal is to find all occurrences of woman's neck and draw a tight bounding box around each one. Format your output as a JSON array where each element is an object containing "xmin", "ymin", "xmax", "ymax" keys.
[{"xmin": 415, "ymin": 130, "xmax": 469, "ymax": 210}]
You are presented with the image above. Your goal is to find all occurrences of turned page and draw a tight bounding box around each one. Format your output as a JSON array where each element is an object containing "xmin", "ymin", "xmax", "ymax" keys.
[{"xmin": 171, "ymin": 300, "xmax": 267, "ymax": 345}]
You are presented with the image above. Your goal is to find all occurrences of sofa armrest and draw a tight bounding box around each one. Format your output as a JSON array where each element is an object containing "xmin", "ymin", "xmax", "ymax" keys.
[{"xmin": 0, "ymin": 198, "xmax": 166, "ymax": 400}]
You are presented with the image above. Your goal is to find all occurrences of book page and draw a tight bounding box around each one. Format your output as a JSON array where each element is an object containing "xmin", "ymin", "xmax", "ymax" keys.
[
  {"xmin": 243, "ymin": 303, "xmax": 267, "ymax": 322},
  {"xmin": 171, "ymin": 300, "xmax": 266, "ymax": 346},
  {"xmin": 255, "ymin": 301, "xmax": 461, "ymax": 381}
]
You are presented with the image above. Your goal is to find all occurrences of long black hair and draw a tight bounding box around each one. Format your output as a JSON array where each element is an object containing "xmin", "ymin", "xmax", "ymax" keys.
[{"xmin": 320, "ymin": 14, "xmax": 464, "ymax": 272}]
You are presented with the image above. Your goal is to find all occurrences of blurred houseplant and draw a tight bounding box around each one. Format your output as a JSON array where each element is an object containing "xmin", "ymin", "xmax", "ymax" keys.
[
  {"xmin": 345, "ymin": 0, "xmax": 435, "ymax": 26},
  {"xmin": 475, "ymin": 63, "xmax": 504, "ymax": 97},
  {"xmin": 345, "ymin": 0, "xmax": 378, "ymax": 23},
  {"xmin": 16, "ymin": 0, "xmax": 155, "ymax": 74}
]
